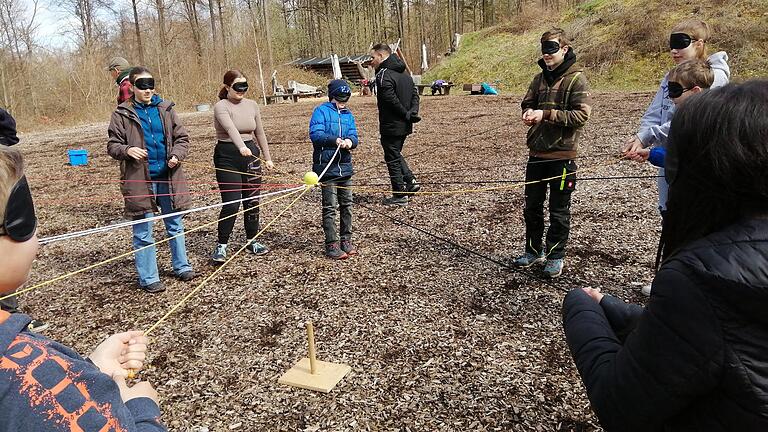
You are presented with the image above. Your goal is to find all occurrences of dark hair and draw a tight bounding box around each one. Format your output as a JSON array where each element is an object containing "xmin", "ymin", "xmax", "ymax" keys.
[
  {"xmin": 371, "ymin": 43, "xmax": 392, "ymax": 54},
  {"xmin": 541, "ymin": 28, "xmax": 571, "ymax": 47},
  {"xmin": 219, "ymin": 70, "xmax": 246, "ymax": 100},
  {"xmin": 128, "ymin": 66, "xmax": 151, "ymax": 84},
  {"xmin": 660, "ymin": 80, "xmax": 768, "ymax": 261}
]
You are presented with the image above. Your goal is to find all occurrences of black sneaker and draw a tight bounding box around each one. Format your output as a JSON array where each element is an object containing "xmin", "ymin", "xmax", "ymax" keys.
[
  {"xmin": 406, "ymin": 180, "xmax": 421, "ymax": 194},
  {"xmin": 140, "ymin": 281, "xmax": 166, "ymax": 293},
  {"xmin": 325, "ymin": 242, "xmax": 349, "ymax": 260},
  {"xmin": 177, "ymin": 270, "xmax": 197, "ymax": 281},
  {"xmin": 340, "ymin": 240, "xmax": 358, "ymax": 256},
  {"xmin": 27, "ymin": 319, "xmax": 50, "ymax": 332},
  {"xmin": 382, "ymin": 196, "xmax": 409, "ymax": 206}
]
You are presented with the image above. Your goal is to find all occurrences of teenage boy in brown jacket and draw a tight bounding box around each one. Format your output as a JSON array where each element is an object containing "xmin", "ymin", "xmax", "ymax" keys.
[
  {"xmin": 107, "ymin": 67, "xmax": 195, "ymax": 293},
  {"xmin": 514, "ymin": 28, "xmax": 592, "ymax": 278}
]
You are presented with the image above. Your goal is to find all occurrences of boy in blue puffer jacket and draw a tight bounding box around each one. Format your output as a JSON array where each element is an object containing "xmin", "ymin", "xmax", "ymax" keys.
[{"xmin": 309, "ymin": 79, "xmax": 359, "ymax": 260}]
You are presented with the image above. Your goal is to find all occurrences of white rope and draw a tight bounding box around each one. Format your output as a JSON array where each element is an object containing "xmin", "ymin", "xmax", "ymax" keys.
[{"xmin": 39, "ymin": 186, "xmax": 305, "ymax": 245}]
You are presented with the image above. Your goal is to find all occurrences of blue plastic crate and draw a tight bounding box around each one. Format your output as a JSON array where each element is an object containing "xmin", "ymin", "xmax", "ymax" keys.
[{"xmin": 67, "ymin": 149, "xmax": 88, "ymax": 166}]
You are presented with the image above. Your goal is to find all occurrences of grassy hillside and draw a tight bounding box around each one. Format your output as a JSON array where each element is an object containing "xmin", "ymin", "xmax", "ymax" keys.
[{"xmin": 424, "ymin": 0, "xmax": 768, "ymax": 92}]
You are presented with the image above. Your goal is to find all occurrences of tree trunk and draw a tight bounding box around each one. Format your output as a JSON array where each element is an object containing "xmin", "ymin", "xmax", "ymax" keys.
[{"xmin": 131, "ymin": 0, "xmax": 145, "ymax": 64}]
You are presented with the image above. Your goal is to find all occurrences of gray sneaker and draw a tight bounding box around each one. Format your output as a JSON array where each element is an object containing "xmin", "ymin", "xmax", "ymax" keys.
[
  {"xmin": 383, "ymin": 195, "xmax": 409, "ymax": 206},
  {"xmin": 211, "ymin": 243, "xmax": 227, "ymax": 264},
  {"xmin": 512, "ymin": 252, "xmax": 545, "ymax": 268},
  {"xmin": 543, "ymin": 258, "xmax": 564, "ymax": 278},
  {"xmin": 245, "ymin": 240, "xmax": 269, "ymax": 256},
  {"xmin": 325, "ymin": 242, "xmax": 349, "ymax": 260}
]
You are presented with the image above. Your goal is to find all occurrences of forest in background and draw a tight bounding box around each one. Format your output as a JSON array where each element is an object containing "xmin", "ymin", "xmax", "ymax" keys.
[{"xmin": 1, "ymin": 0, "xmax": 765, "ymax": 129}]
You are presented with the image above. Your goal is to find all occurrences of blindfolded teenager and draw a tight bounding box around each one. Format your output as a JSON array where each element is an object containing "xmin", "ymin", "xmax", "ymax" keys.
[
  {"xmin": 107, "ymin": 66, "xmax": 196, "ymax": 293},
  {"xmin": 210, "ymin": 70, "xmax": 276, "ymax": 263}
]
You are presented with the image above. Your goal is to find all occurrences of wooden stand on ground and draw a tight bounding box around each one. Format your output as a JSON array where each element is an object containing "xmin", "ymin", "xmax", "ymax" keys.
[{"xmin": 278, "ymin": 322, "xmax": 351, "ymax": 393}]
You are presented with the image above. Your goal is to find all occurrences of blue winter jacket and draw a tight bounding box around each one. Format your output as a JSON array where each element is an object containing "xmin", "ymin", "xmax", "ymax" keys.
[
  {"xmin": 309, "ymin": 102, "xmax": 359, "ymax": 181},
  {"xmin": 134, "ymin": 95, "xmax": 168, "ymax": 179}
]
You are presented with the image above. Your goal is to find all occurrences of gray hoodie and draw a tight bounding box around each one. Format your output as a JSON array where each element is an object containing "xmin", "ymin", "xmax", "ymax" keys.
[{"xmin": 636, "ymin": 51, "xmax": 730, "ymax": 210}]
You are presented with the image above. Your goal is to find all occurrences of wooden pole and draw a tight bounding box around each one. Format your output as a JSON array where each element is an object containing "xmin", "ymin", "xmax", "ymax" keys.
[{"xmin": 306, "ymin": 321, "xmax": 317, "ymax": 374}]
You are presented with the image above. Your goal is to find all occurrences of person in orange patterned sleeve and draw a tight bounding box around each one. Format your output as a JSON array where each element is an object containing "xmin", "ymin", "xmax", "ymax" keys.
[{"xmin": 0, "ymin": 145, "xmax": 167, "ymax": 432}]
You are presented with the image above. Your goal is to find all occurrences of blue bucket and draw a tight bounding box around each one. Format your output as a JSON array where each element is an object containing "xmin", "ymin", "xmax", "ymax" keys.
[{"xmin": 68, "ymin": 149, "xmax": 88, "ymax": 166}]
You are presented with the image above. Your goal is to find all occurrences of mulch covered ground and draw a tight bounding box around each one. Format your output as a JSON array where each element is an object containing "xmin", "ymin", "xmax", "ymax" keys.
[{"xmin": 19, "ymin": 91, "xmax": 660, "ymax": 431}]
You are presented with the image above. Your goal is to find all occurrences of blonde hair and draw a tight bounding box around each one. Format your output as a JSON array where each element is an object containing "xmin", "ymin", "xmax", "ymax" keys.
[
  {"xmin": 669, "ymin": 59, "xmax": 715, "ymax": 89},
  {"xmin": 671, "ymin": 19, "xmax": 712, "ymax": 60},
  {"xmin": 0, "ymin": 146, "xmax": 24, "ymax": 223}
]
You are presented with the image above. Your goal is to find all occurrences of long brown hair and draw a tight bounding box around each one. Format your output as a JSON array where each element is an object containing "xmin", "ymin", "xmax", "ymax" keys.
[{"xmin": 219, "ymin": 70, "xmax": 245, "ymax": 100}]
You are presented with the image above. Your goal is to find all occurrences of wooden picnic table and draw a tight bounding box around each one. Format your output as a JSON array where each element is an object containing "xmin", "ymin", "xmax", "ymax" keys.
[{"xmin": 416, "ymin": 83, "xmax": 455, "ymax": 96}]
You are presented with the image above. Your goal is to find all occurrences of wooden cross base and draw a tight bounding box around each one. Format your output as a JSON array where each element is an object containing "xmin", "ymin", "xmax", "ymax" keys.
[{"xmin": 278, "ymin": 357, "xmax": 351, "ymax": 393}]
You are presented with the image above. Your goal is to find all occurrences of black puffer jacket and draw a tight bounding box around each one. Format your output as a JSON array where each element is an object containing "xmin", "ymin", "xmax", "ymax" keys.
[
  {"xmin": 375, "ymin": 54, "xmax": 419, "ymax": 136},
  {"xmin": 562, "ymin": 217, "xmax": 768, "ymax": 431}
]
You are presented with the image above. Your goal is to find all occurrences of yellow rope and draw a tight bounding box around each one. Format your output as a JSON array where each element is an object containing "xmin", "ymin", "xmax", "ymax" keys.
[
  {"xmin": 143, "ymin": 186, "xmax": 311, "ymax": 336},
  {"xmin": 0, "ymin": 188, "xmax": 303, "ymax": 302},
  {"xmin": 327, "ymin": 155, "xmax": 626, "ymax": 196}
]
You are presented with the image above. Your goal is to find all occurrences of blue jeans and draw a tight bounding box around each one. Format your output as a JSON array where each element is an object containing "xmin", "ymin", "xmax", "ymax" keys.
[{"xmin": 132, "ymin": 182, "xmax": 193, "ymax": 286}]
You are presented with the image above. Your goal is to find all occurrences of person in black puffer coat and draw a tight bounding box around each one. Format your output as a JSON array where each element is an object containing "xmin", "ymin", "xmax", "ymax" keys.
[
  {"xmin": 562, "ymin": 80, "xmax": 768, "ymax": 431},
  {"xmin": 370, "ymin": 43, "xmax": 420, "ymax": 206}
]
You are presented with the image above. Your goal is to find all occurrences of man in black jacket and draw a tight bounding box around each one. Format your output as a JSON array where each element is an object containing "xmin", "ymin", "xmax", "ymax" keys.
[{"xmin": 370, "ymin": 43, "xmax": 421, "ymax": 206}]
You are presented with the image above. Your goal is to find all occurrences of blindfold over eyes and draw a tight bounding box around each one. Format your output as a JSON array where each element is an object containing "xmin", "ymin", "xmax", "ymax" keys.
[
  {"xmin": 0, "ymin": 176, "xmax": 37, "ymax": 242},
  {"xmin": 541, "ymin": 40, "xmax": 561, "ymax": 55},
  {"xmin": 134, "ymin": 77, "xmax": 155, "ymax": 90},
  {"xmin": 667, "ymin": 81, "xmax": 690, "ymax": 99},
  {"xmin": 669, "ymin": 33, "xmax": 693, "ymax": 50},
  {"xmin": 231, "ymin": 82, "xmax": 249, "ymax": 92}
]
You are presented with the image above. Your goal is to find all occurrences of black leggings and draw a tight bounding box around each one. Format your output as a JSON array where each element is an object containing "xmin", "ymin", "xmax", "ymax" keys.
[{"xmin": 214, "ymin": 141, "xmax": 261, "ymax": 244}]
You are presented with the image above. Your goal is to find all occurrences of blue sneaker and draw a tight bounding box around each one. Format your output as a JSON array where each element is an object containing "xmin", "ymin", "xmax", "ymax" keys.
[
  {"xmin": 512, "ymin": 252, "xmax": 545, "ymax": 268},
  {"xmin": 245, "ymin": 240, "xmax": 269, "ymax": 256},
  {"xmin": 543, "ymin": 258, "xmax": 564, "ymax": 278}
]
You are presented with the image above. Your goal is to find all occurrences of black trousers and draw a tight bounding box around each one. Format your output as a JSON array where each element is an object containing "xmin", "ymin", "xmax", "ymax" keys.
[
  {"xmin": 381, "ymin": 135, "xmax": 415, "ymax": 195},
  {"xmin": 523, "ymin": 157, "xmax": 577, "ymax": 260},
  {"xmin": 214, "ymin": 141, "xmax": 261, "ymax": 244}
]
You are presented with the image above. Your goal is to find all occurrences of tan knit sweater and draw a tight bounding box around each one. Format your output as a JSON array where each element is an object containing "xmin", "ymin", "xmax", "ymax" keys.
[{"xmin": 213, "ymin": 98, "xmax": 272, "ymax": 160}]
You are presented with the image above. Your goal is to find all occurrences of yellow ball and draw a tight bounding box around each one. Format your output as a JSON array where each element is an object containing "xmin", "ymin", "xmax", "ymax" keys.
[{"xmin": 303, "ymin": 171, "xmax": 319, "ymax": 186}]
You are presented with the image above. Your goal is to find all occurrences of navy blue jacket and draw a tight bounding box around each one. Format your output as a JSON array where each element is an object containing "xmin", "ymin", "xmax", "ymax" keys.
[
  {"xmin": 0, "ymin": 312, "xmax": 166, "ymax": 431},
  {"xmin": 309, "ymin": 101, "xmax": 359, "ymax": 181},
  {"xmin": 563, "ymin": 218, "xmax": 768, "ymax": 431},
  {"xmin": 134, "ymin": 95, "xmax": 168, "ymax": 179}
]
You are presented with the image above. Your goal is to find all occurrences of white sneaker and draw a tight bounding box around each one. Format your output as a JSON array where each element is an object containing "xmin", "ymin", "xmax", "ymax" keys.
[{"xmin": 641, "ymin": 283, "xmax": 652, "ymax": 296}]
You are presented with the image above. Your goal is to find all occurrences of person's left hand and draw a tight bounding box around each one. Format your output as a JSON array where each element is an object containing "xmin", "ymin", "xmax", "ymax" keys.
[
  {"xmin": 264, "ymin": 160, "xmax": 275, "ymax": 171},
  {"xmin": 167, "ymin": 156, "xmax": 179, "ymax": 168},
  {"xmin": 342, "ymin": 139, "xmax": 353, "ymax": 149},
  {"xmin": 89, "ymin": 331, "xmax": 148, "ymax": 377},
  {"xmin": 581, "ymin": 287, "xmax": 605, "ymax": 304},
  {"xmin": 528, "ymin": 110, "xmax": 544, "ymax": 124}
]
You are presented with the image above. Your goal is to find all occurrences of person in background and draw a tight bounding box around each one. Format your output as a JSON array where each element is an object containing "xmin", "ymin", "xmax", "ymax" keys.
[
  {"xmin": 370, "ymin": 43, "xmax": 421, "ymax": 206},
  {"xmin": 105, "ymin": 57, "xmax": 134, "ymax": 105}
]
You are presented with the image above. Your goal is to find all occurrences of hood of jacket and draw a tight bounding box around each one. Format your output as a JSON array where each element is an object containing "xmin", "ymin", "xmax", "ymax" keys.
[
  {"xmin": 708, "ymin": 51, "xmax": 731, "ymax": 83},
  {"xmin": 377, "ymin": 54, "xmax": 407, "ymax": 73},
  {"xmin": 538, "ymin": 48, "xmax": 579, "ymax": 86},
  {"xmin": 672, "ymin": 217, "xmax": 768, "ymax": 325}
]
